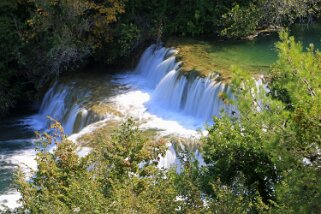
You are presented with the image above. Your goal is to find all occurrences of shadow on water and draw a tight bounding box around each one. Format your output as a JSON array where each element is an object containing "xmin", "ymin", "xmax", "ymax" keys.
[{"xmin": 0, "ymin": 109, "xmax": 36, "ymax": 194}]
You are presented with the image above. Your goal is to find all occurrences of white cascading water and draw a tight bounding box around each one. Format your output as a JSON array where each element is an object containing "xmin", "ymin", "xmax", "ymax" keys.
[
  {"xmin": 135, "ymin": 45, "xmax": 178, "ymax": 88},
  {"xmin": 38, "ymin": 83, "xmax": 68, "ymax": 123},
  {"xmin": 29, "ymin": 82, "xmax": 105, "ymax": 135},
  {"xmin": 62, "ymin": 104, "xmax": 80, "ymax": 134},
  {"xmin": 133, "ymin": 44, "xmax": 234, "ymax": 124},
  {"xmin": 30, "ymin": 83, "xmax": 79, "ymax": 134}
]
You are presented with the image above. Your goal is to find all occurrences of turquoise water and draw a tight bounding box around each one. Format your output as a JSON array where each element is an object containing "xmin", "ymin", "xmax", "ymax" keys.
[{"xmin": 203, "ymin": 24, "xmax": 321, "ymax": 72}]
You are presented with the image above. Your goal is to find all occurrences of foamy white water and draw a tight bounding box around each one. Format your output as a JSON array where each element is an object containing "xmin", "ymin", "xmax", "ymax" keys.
[
  {"xmin": 0, "ymin": 191, "xmax": 21, "ymax": 210},
  {"xmin": 0, "ymin": 138, "xmax": 36, "ymax": 210}
]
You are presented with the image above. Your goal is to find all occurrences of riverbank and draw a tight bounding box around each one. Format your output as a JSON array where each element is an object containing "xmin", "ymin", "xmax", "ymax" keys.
[
  {"xmin": 165, "ymin": 36, "xmax": 277, "ymax": 81},
  {"xmin": 165, "ymin": 24, "xmax": 321, "ymax": 81}
]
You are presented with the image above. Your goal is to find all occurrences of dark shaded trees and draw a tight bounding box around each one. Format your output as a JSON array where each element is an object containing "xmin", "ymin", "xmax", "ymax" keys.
[{"xmin": 0, "ymin": 0, "xmax": 33, "ymax": 115}]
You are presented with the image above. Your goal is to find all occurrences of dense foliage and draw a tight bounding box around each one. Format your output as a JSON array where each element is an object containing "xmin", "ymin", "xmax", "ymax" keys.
[
  {"xmin": 14, "ymin": 119, "xmax": 256, "ymax": 213},
  {"xmin": 201, "ymin": 31, "xmax": 321, "ymax": 212},
  {"xmin": 12, "ymin": 33, "xmax": 321, "ymax": 213},
  {"xmin": 0, "ymin": 0, "xmax": 32, "ymax": 115},
  {"xmin": 221, "ymin": 0, "xmax": 321, "ymax": 38},
  {"xmin": 1, "ymin": 0, "xmax": 320, "ymax": 115}
]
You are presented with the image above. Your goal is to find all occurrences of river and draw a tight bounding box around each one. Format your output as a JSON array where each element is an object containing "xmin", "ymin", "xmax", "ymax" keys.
[{"xmin": 0, "ymin": 24, "xmax": 320, "ymax": 209}]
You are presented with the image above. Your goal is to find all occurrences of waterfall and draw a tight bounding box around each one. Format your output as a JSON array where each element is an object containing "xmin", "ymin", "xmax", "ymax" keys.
[
  {"xmin": 38, "ymin": 83, "xmax": 69, "ymax": 123},
  {"xmin": 62, "ymin": 104, "xmax": 80, "ymax": 134},
  {"xmin": 31, "ymin": 83, "xmax": 105, "ymax": 135},
  {"xmin": 136, "ymin": 45, "xmax": 178, "ymax": 88},
  {"xmin": 33, "ymin": 44, "xmax": 237, "ymax": 135},
  {"xmin": 135, "ymin": 45, "xmax": 234, "ymax": 123},
  {"xmin": 33, "ymin": 44, "xmax": 234, "ymax": 135}
]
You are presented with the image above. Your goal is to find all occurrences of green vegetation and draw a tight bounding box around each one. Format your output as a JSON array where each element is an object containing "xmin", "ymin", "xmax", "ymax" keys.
[
  {"xmin": 9, "ymin": 33, "xmax": 320, "ymax": 213},
  {"xmin": 14, "ymin": 119, "xmax": 258, "ymax": 213},
  {"xmin": 0, "ymin": 0, "xmax": 33, "ymax": 116},
  {"xmin": 221, "ymin": 3, "xmax": 260, "ymax": 39}
]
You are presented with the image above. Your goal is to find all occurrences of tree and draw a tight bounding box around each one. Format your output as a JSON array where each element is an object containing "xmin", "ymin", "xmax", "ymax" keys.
[
  {"xmin": 17, "ymin": 119, "xmax": 108, "ymax": 213},
  {"xmin": 17, "ymin": 119, "xmax": 181, "ymax": 213},
  {"xmin": 270, "ymin": 31, "xmax": 321, "ymax": 213},
  {"xmin": 202, "ymin": 30, "xmax": 321, "ymax": 212},
  {"xmin": 220, "ymin": 3, "xmax": 259, "ymax": 38},
  {"xmin": 220, "ymin": 0, "xmax": 321, "ymax": 38},
  {"xmin": 22, "ymin": 0, "xmax": 125, "ymax": 85},
  {"xmin": 0, "ymin": 0, "xmax": 32, "ymax": 115}
]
